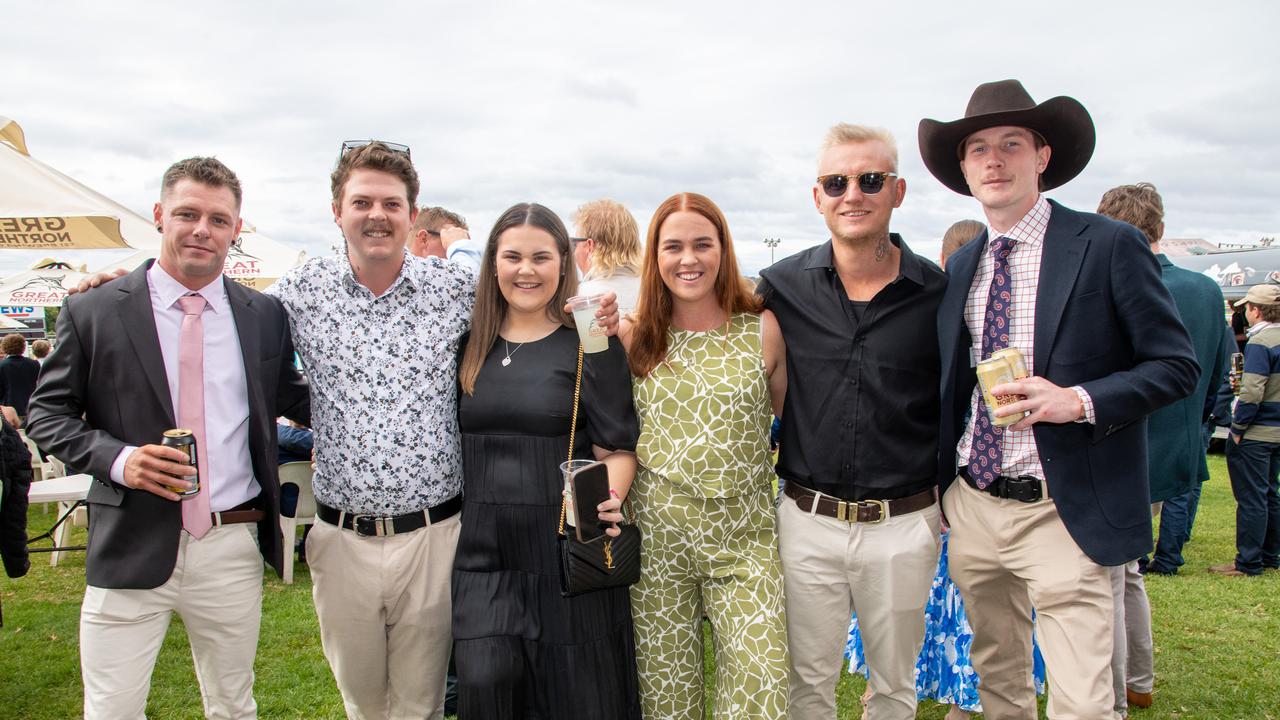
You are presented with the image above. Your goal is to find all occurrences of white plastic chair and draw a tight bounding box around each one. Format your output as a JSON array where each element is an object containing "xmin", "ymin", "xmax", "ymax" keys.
[{"xmin": 277, "ymin": 462, "xmax": 316, "ymax": 584}]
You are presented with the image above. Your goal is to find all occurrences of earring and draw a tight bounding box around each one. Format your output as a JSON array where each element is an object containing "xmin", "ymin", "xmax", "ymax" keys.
[{"xmin": 156, "ymin": 224, "xmax": 163, "ymax": 232}]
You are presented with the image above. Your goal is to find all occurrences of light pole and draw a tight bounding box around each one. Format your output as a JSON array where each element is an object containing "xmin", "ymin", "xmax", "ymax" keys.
[{"xmin": 763, "ymin": 237, "xmax": 781, "ymax": 266}]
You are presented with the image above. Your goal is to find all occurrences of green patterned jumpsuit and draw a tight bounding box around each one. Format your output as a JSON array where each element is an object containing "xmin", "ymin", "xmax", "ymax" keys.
[{"xmin": 630, "ymin": 312, "xmax": 789, "ymax": 719}]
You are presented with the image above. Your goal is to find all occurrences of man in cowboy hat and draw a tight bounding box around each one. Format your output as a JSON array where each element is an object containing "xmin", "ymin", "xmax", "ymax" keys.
[{"xmin": 920, "ymin": 80, "xmax": 1199, "ymax": 718}]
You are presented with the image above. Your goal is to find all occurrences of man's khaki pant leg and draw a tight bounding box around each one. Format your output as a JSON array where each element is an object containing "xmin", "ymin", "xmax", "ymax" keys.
[
  {"xmin": 81, "ymin": 525, "xmax": 264, "ymax": 720},
  {"xmin": 946, "ymin": 479, "xmax": 1118, "ymax": 720},
  {"xmin": 778, "ymin": 494, "xmax": 938, "ymax": 720},
  {"xmin": 308, "ymin": 513, "xmax": 460, "ymax": 720}
]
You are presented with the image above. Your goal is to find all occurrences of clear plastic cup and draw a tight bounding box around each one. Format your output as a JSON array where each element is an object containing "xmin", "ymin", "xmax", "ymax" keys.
[
  {"xmin": 560, "ymin": 459, "xmax": 596, "ymax": 527},
  {"xmin": 567, "ymin": 294, "xmax": 609, "ymax": 353}
]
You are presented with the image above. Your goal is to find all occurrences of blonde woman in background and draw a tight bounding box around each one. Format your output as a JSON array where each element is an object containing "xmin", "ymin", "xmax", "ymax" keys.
[{"xmin": 573, "ymin": 199, "xmax": 643, "ymax": 315}]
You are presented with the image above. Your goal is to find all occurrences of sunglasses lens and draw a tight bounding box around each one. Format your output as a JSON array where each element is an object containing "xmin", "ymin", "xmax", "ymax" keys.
[
  {"xmin": 821, "ymin": 175, "xmax": 849, "ymax": 197},
  {"xmin": 858, "ymin": 172, "xmax": 887, "ymax": 194}
]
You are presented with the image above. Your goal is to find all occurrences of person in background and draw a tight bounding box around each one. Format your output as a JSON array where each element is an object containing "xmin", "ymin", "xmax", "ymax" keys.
[
  {"xmin": 30, "ymin": 339, "xmax": 51, "ymax": 364},
  {"xmin": 940, "ymin": 220, "xmax": 985, "ymax": 268},
  {"xmin": 621, "ymin": 192, "xmax": 789, "ymax": 719},
  {"xmin": 1096, "ymin": 181, "xmax": 1231, "ymax": 714},
  {"xmin": 573, "ymin": 198, "xmax": 643, "ymax": 315},
  {"xmin": 0, "ymin": 334, "xmax": 41, "ymax": 425},
  {"xmin": 409, "ymin": 205, "xmax": 470, "ymax": 259},
  {"xmin": 1215, "ymin": 284, "xmax": 1280, "ymax": 577}
]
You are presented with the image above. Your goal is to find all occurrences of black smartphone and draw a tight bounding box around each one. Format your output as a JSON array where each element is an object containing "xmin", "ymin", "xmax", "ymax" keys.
[{"xmin": 569, "ymin": 461, "xmax": 611, "ymax": 543}]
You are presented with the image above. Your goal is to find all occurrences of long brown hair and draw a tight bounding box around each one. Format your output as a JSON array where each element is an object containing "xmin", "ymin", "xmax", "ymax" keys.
[
  {"xmin": 629, "ymin": 192, "xmax": 762, "ymax": 378},
  {"xmin": 459, "ymin": 203, "xmax": 577, "ymax": 394}
]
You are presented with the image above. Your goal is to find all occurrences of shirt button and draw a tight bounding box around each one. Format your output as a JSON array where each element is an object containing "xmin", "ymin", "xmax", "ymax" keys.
[{"xmin": 843, "ymin": 464, "xmax": 851, "ymax": 472}]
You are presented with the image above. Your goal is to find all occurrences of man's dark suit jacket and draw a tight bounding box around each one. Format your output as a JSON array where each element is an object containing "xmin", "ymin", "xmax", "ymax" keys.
[
  {"xmin": 937, "ymin": 201, "xmax": 1199, "ymax": 566},
  {"xmin": 26, "ymin": 262, "xmax": 310, "ymax": 589},
  {"xmin": 0, "ymin": 354, "xmax": 41, "ymax": 417}
]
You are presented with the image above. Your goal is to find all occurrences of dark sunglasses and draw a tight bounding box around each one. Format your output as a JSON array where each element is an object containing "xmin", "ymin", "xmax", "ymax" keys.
[
  {"xmin": 570, "ymin": 237, "xmax": 590, "ymax": 245},
  {"xmin": 340, "ymin": 140, "xmax": 411, "ymax": 159},
  {"xmin": 817, "ymin": 171, "xmax": 897, "ymax": 198}
]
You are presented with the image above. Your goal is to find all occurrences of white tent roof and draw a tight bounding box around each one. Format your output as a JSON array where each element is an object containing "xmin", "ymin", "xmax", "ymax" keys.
[
  {"xmin": 0, "ymin": 117, "xmax": 158, "ymax": 250},
  {"xmin": 95, "ymin": 225, "xmax": 307, "ymax": 290},
  {"xmin": 0, "ymin": 266, "xmax": 88, "ymax": 307}
]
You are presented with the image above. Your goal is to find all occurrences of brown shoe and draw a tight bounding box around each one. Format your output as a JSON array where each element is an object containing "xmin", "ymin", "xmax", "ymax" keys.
[
  {"xmin": 1208, "ymin": 563, "xmax": 1248, "ymax": 576},
  {"xmin": 1126, "ymin": 687, "xmax": 1153, "ymax": 708}
]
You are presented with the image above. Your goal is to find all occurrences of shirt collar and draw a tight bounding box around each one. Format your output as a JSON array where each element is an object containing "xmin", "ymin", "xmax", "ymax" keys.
[
  {"xmin": 340, "ymin": 248, "xmax": 419, "ymax": 296},
  {"xmin": 804, "ymin": 234, "xmax": 926, "ymax": 286},
  {"xmin": 148, "ymin": 261, "xmax": 229, "ymax": 314},
  {"xmin": 1248, "ymin": 321, "xmax": 1279, "ymax": 337},
  {"xmin": 985, "ymin": 195, "xmax": 1052, "ymax": 249}
]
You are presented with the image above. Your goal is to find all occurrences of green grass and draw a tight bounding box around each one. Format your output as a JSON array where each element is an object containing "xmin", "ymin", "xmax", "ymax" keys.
[{"xmin": 3, "ymin": 454, "xmax": 1278, "ymax": 718}]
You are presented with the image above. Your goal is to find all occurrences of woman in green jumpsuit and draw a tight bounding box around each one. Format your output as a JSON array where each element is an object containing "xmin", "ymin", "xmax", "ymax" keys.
[{"xmin": 619, "ymin": 192, "xmax": 789, "ymax": 719}]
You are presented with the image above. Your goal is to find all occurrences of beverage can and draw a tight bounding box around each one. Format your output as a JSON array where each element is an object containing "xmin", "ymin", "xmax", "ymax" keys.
[
  {"xmin": 161, "ymin": 429, "xmax": 200, "ymax": 497},
  {"xmin": 976, "ymin": 356, "xmax": 1023, "ymax": 427}
]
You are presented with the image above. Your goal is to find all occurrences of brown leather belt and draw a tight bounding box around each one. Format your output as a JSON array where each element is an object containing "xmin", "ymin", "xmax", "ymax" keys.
[
  {"xmin": 783, "ymin": 482, "xmax": 935, "ymax": 523},
  {"xmin": 211, "ymin": 499, "xmax": 265, "ymax": 526}
]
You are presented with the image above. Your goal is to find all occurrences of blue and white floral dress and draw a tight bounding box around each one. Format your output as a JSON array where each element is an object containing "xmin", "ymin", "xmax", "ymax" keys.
[{"xmin": 845, "ymin": 532, "xmax": 1046, "ymax": 712}]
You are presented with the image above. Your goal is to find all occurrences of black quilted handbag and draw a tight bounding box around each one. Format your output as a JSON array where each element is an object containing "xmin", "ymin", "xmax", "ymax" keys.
[{"xmin": 556, "ymin": 343, "xmax": 642, "ymax": 598}]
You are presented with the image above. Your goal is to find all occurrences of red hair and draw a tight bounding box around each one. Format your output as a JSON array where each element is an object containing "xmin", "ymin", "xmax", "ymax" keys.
[{"xmin": 628, "ymin": 192, "xmax": 762, "ymax": 377}]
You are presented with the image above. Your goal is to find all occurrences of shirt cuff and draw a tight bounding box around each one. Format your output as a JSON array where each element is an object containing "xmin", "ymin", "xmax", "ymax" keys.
[
  {"xmin": 109, "ymin": 445, "xmax": 138, "ymax": 486},
  {"xmin": 1071, "ymin": 386, "xmax": 1095, "ymax": 424},
  {"xmin": 445, "ymin": 237, "xmax": 483, "ymax": 275}
]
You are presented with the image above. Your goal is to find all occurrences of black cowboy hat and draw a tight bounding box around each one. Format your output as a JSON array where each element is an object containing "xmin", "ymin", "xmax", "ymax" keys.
[{"xmin": 918, "ymin": 79, "xmax": 1096, "ymax": 196}]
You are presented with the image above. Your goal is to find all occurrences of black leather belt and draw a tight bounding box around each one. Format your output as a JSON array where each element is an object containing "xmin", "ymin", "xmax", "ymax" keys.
[
  {"xmin": 962, "ymin": 470, "xmax": 1050, "ymax": 503},
  {"xmin": 317, "ymin": 495, "xmax": 462, "ymax": 537},
  {"xmin": 783, "ymin": 482, "xmax": 935, "ymax": 523}
]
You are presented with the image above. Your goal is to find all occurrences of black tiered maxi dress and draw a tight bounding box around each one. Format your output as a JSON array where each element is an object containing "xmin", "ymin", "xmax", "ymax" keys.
[{"xmin": 452, "ymin": 327, "xmax": 641, "ymax": 719}]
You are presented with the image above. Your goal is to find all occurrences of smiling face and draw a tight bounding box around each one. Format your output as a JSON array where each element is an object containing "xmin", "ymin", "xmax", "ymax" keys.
[
  {"xmin": 813, "ymin": 139, "xmax": 904, "ymax": 246},
  {"xmin": 153, "ymin": 179, "xmax": 242, "ymax": 289},
  {"xmin": 333, "ymin": 168, "xmax": 418, "ymax": 268},
  {"xmin": 960, "ymin": 125, "xmax": 1050, "ymax": 222},
  {"xmin": 495, "ymin": 224, "xmax": 563, "ymax": 318},
  {"xmin": 656, "ymin": 210, "xmax": 722, "ymax": 307}
]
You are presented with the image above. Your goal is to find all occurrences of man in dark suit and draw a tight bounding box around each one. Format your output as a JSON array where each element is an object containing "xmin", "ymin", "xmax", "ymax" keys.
[
  {"xmin": 27, "ymin": 157, "xmax": 309, "ymax": 720},
  {"xmin": 0, "ymin": 333, "xmax": 41, "ymax": 423},
  {"xmin": 919, "ymin": 80, "xmax": 1199, "ymax": 719}
]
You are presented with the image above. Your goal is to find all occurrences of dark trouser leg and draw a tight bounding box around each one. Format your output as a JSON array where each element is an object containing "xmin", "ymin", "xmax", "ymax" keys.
[
  {"xmin": 1263, "ymin": 444, "xmax": 1280, "ymax": 569},
  {"xmin": 1226, "ymin": 439, "xmax": 1272, "ymax": 574},
  {"xmin": 1149, "ymin": 490, "xmax": 1192, "ymax": 573}
]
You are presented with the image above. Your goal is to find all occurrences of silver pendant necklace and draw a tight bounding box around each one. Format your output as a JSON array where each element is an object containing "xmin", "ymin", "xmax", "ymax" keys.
[{"xmin": 502, "ymin": 339, "xmax": 525, "ymax": 367}]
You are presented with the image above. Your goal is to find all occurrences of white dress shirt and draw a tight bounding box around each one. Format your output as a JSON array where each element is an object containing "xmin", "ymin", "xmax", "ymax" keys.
[{"xmin": 110, "ymin": 262, "xmax": 257, "ymax": 512}]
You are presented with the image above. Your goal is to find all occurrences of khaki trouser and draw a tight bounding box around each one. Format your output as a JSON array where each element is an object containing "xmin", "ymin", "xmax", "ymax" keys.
[
  {"xmin": 944, "ymin": 477, "xmax": 1118, "ymax": 720},
  {"xmin": 81, "ymin": 524, "xmax": 263, "ymax": 720},
  {"xmin": 1110, "ymin": 502, "xmax": 1160, "ymax": 715},
  {"xmin": 778, "ymin": 492, "xmax": 940, "ymax": 720},
  {"xmin": 307, "ymin": 512, "xmax": 460, "ymax": 720}
]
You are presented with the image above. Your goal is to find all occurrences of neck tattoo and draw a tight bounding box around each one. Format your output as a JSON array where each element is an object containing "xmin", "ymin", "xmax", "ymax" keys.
[
  {"xmin": 502, "ymin": 339, "xmax": 525, "ymax": 367},
  {"xmin": 874, "ymin": 235, "xmax": 889, "ymax": 262}
]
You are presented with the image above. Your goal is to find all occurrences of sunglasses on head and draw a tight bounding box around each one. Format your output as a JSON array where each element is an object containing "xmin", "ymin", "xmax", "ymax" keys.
[
  {"xmin": 570, "ymin": 237, "xmax": 590, "ymax": 245},
  {"xmin": 340, "ymin": 140, "xmax": 412, "ymax": 159},
  {"xmin": 817, "ymin": 171, "xmax": 897, "ymax": 198}
]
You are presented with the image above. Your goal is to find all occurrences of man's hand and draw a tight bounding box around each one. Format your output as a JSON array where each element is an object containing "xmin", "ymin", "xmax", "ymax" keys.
[
  {"xmin": 123, "ymin": 444, "xmax": 196, "ymax": 501},
  {"xmin": 71, "ymin": 268, "xmax": 128, "ymax": 295},
  {"xmin": 0, "ymin": 405, "xmax": 18, "ymax": 429},
  {"xmin": 439, "ymin": 225, "xmax": 470, "ymax": 252},
  {"xmin": 991, "ymin": 376, "xmax": 1084, "ymax": 431},
  {"xmin": 1231, "ymin": 432, "xmax": 1242, "ymax": 445}
]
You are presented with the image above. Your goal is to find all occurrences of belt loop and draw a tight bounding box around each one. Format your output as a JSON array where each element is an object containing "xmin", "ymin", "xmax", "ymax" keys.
[
  {"xmin": 337, "ymin": 510, "xmax": 347, "ymax": 529},
  {"xmin": 806, "ymin": 494, "xmax": 819, "ymax": 517},
  {"xmin": 422, "ymin": 509, "xmax": 431, "ymax": 528}
]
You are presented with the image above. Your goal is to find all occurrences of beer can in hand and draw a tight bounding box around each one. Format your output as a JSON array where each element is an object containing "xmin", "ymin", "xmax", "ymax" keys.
[
  {"xmin": 990, "ymin": 347, "xmax": 1029, "ymax": 380},
  {"xmin": 1231, "ymin": 352, "xmax": 1245, "ymax": 396},
  {"xmin": 162, "ymin": 429, "xmax": 200, "ymax": 498},
  {"xmin": 977, "ymin": 356, "xmax": 1024, "ymax": 427}
]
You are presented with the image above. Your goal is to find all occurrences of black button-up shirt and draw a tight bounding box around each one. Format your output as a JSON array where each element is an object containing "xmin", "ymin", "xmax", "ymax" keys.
[{"xmin": 758, "ymin": 235, "xmax": 945, "ymax": 501}]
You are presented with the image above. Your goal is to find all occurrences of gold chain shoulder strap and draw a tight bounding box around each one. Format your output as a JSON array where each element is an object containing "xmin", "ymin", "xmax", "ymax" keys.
[{"xmin": 557, "ymin": 344, "xmax": 585, "ymax": 536}]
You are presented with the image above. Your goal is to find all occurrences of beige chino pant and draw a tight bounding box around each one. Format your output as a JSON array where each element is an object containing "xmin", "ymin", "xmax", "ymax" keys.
[
  {"xmin": 944, "ymin": 477, "xmax": 1118, "ymax": 720},
  {"xmin": 307, "ymin": 512, "xmax": 460, "ymax": 720},
  {"xmin": 777, "ymin": 493, "xmax": 940, "ymax": 720},
  {"xmin": 80, "ymin": 524, "xmax": 263, "ymax": 720}
]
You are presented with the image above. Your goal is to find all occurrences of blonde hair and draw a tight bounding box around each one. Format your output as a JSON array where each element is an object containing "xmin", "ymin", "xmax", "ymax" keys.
[
  {"xmin": 940, "ymin": 219, "xmax": 986, "ymax": 265},
  {"xmin": 819, "ymin": 124, "xmax": 899, "ymax": 172},
  {"xmin": 573, "ymin": 198, "xmax": 641, "ymax": 278}
]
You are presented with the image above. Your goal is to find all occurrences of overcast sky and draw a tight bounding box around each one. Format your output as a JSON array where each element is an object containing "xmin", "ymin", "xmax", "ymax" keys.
[{"xmin": 4, "ymin": 0, "xmax": 1278, "ymax": 276}]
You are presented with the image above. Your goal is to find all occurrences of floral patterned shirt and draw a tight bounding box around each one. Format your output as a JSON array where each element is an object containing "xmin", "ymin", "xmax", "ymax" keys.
[{"xmin": 267, "ymin": 243, "xmax": 479, "ymax": 515}]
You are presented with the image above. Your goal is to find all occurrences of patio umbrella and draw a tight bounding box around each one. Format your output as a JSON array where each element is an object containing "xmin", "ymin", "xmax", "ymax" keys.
[
  {"xmin": 95, "ymin": 224, "xmax": 307, "ymax": 290},
  {"xmin": 0, "ymin": 261, "xmax": 88, "ymax": 307},
  {"xmin": 0, "ymin": 117, "xmax": 158, "ymax": 250}
]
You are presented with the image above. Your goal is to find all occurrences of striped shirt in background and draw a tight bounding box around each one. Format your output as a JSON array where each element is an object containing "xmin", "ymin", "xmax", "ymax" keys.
[{"xmin": 1233, "ymin": 321, "xmax": 1280, "ymax": 442}]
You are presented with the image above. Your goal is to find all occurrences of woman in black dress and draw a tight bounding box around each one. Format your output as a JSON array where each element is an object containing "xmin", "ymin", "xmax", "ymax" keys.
[{"xmin": 453, "ymin": 202, "xmax": 641, "ymax": 719}]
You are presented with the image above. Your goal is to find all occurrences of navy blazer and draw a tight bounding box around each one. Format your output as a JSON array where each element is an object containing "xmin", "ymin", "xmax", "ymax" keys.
[
  {"xmin": 27, "ymin": 262, "xmax": 311, "ymax": 589},
  {"xmin": 937, "ymin": 200, "xmax": 1199, "ymax": 565}
]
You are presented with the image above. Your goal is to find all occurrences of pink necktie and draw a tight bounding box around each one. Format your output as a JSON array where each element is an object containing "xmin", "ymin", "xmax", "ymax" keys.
[{"xmin": 178, "ymin": 294, "xmax": 212, "ymax": 539}]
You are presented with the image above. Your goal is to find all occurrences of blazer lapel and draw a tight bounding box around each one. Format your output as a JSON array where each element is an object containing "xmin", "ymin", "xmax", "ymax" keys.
[
  {"xmin": 939, "ymin": 230, "xmax": 985, "ymax": 375},
  {"xmin": 117, "ymin": 262, "xmax": 176, "ymax": 425},
  {"xmin": 226, "ymin": 280, "xmax": 264, "ymax": 412},
  {"xmin": 1034, "ymin": 201, "xmax": 1089, "ymax": 375}
]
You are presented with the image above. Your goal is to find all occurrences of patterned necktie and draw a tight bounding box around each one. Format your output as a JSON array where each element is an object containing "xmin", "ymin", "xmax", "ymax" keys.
[
  {"xmin": 968, "ymin": 236, "xmax": 1016, "ymax": 489},
  {"xmin": 178, "ymin": 294, "xmax": 212, "ymax": 539}
]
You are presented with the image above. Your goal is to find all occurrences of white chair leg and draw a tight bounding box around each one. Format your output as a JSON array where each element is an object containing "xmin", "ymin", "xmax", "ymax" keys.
[
  {"xmin": 51, "ymin": 500, "xmax": 71, "ymax": 567},
  {"xmin": 280, "ymin": 516, "xmax": 296, "ymax": 584}
]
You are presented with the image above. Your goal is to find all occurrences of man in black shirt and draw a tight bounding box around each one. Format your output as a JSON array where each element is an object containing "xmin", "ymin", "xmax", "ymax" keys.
[{"xmin": 757, "ymin": 123, "xmax": 945, "ymax": 720}]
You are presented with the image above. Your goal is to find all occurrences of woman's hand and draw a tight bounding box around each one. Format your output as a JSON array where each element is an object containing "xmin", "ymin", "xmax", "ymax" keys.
[{"xmin": 597, "ymin": 491, "xmax": 625, "ymax": 537}]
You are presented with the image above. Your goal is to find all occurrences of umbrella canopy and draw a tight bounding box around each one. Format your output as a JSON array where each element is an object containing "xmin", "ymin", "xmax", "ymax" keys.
[
  {"xmin": 0, "ymin": 262, "xmax": 88, "ymax": 307},
  {"xmin": 95, "ymin": 225, "xmax": 307, "ymax": 291},
  {"xmin": 0, "ymin": 117, "xmax": 158, "ymax": 250}
]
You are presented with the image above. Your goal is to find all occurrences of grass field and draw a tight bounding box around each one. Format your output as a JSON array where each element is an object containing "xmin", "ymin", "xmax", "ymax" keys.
[{"xmin": 2, "ymin": 454, "xmax": 1277, "ymax": 718}]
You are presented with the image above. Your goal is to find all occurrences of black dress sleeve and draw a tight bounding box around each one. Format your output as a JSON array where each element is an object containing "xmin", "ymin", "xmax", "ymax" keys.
[{"xmin": 581, "ymin": 336, "xmax": 639, "ymax": 453}]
